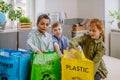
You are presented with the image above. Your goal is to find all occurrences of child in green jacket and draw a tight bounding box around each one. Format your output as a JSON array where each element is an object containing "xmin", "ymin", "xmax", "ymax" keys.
[{"xmin": 69, "ymin": 18, "xmax": 108, "ymax": 80}]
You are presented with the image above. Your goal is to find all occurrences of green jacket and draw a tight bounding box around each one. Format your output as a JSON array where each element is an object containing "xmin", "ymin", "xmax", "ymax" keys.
[{"xmin": 69, "ymin": 34, "xmax": 108, "ymax": 79}]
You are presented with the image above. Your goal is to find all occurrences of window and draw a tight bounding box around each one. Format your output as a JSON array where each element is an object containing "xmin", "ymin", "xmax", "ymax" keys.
[
  {"xmin": 14, "ymin": 0, "xmax": 28, "ymax": 17},
  {"xmin": 14, "ymin": 0, "xmax": 35, "ymax": 27},
  {"xmin": 0, "ymin": 0, "xmax": 35, "ymax": 29}
]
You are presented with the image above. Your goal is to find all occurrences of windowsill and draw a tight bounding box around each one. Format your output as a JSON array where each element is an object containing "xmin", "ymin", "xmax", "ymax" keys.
[
  {"xmin": 0, "ymin": 26, "xmax": 36, "ymax": 33},
  {"xmin": 0, "ymin": 28, "xmax": 18, "ymax": 33},
  {"xmin": 111, "ymin": 28, "xmax": 120, "ymax": 32}
]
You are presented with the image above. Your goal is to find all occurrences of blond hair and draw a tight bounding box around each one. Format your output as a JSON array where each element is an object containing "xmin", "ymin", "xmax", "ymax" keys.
[{"xmin": 52, "ymin": 21, "xmax": 61, "ymax": 30}]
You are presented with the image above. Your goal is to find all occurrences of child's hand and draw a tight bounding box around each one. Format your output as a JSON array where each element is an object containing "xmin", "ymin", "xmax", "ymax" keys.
[
  {"xmin": 69, "ymin": 48, "xmax": 74, "ymax": 53},
  {"xmin": 41, "ymin": 49, "xmax": 46, "ymax": 53},
  {"xmin": 36, "ymin": 50, "xmax": 42, "ymax": 54},
  {"xmin": 69, "ymin": 49, "xmax": 76, "ymax": 58},
  {"xmin": 76, "ymin": 46, "xmax": 82, "ymax": 51},
  {"xmin": 53, "ymin": 42, "xmax": 63, "ymax": 57}
]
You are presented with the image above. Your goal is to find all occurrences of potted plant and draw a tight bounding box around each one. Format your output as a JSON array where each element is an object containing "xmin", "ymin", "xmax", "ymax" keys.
[
  {"xmin": 17, "ymin": 16, "xmax": 32, "ymax": 30},
  {"xmin": 108, "ymin": 8, "xmax": 120, "ymax": 28},
  {"xmin": 8, "ymin": 7, "xmax": 22, "ymax": 21},
  {"xmin": 0, "ymin": 0, "xmax": 23, "ymax": 28},
  {"xmin": 19, "ymin": 17, "xmax": 31, "ymax": 23}
]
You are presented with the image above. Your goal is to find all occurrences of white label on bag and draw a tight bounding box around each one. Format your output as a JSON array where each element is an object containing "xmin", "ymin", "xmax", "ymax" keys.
[{"xmin": 0, "ymin": 52, "xmax": 9, "ymax": 57}]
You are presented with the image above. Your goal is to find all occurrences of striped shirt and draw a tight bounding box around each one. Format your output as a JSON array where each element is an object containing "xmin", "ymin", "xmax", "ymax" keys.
[{"xmin": 27, "ymin": 30, "xmax": 53, "ymax": 52}]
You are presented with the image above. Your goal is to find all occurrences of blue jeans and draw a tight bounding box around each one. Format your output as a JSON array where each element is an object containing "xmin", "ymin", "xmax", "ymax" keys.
[{"xmin": 94, "ymin": 72, "xmax": 101, "ymax": 80}]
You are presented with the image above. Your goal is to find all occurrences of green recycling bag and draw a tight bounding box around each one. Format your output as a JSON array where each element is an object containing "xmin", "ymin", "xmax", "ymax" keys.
[{"xmin": 31, "ymin": 51, "xmax": 61, "ymax": 80}]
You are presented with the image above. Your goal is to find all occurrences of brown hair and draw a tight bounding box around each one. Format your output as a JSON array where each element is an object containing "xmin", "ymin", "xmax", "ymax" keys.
[
  {"xmin": 52, "ymin": 21, "xmax": 61, "ymax": 29},
  {"xmin": 37, "ymin": 14, "xmax": 50, "ymax": 25},
  {"xmin": 89, "ymin": 18, "xmax": 105, "ymax": 42}
]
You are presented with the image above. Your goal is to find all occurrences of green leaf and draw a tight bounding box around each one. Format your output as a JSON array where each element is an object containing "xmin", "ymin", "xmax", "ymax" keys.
[
  {"xmin": 108, "ymin": 9, "xmax": 120, "ymax": 24},
  {"xmin": 108, "ymin": 20, "xmax": 114, "ymax": 25},
  {"xmin": 19, "ymin": 17, "xmax": 31, "ymax": 23},
  {"xmin": 117, "ymin": 15, "xmax": 120, "ymax": 20},
  {"xmin": 108, "ymin": 10, "xmax": 115, "ymax": 17}
]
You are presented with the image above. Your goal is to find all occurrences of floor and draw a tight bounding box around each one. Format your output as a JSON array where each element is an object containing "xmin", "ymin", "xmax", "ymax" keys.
[{"xmin": 102, "ymin": 55, "xmax": 120, "ymax": 80}]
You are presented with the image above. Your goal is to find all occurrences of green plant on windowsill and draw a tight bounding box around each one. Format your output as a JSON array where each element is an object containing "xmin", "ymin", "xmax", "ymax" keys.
[
  {"xmin": 108, "ymin": 8, "xmax": 120, "ymax": 28},
  {"xmin": 18, "ymin": 16, "xmax": 32, "ymax": 30},
  {"xmin": 19, "ymin": 17, "xmax": 31, "ymax": 23}
]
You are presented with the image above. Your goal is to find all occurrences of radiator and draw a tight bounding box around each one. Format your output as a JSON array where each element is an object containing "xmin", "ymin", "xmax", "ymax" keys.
[{"xmin": 110, "ymin": 30, "xmax": 120, "ymax": 59}]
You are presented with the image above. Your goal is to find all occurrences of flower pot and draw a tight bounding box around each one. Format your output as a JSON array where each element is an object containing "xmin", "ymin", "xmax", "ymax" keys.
[
  {"xmin": 0, "ymin": 25, "xmax": 5, "ymax": 30},
  {"xmin": 118, "ymin": 22, "xmax": 120, "ymax": 29},
  {"xmin": 17, "ymin": 22, "xmax": 32, "ymax": 30}
]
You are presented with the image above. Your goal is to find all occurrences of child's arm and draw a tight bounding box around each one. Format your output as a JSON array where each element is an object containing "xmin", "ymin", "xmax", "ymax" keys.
[
  {"xmin": 27, "ymin": 41, "xmax": 43, "ymax": 54},
  {"xmin": 69, "ymin": 34, "xmax": 87, "ymax": 49},
  {"xmin": 53, "ymin": 42, "xmax": 63, "ymax": 57},
  {"xmin": 27, "ymin": 31, "xmax": 43, "ymax": 54},
  {"xmin": 47, "ymin": 35, "xmax": 54, "ymax": 51},
  {"xmin": 93, "ymin": 43, "xmax": 106, "ymax": 74},
  {"xmin": 93, "ymin": 46, "xmax": 105, "ymax": 62},
  {"xmin": 65, "ymin": 37, "xmax": 69, "ymax": 50}
]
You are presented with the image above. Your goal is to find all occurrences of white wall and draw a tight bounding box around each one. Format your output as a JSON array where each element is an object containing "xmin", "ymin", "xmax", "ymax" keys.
[
  {"xmin": 46, "ymin": 0, "xmax": 78, "ymax": 18},
  {"xmin": 37, "ymin": 0, "xmax": 104, "ymax": 19},
  {"xmin": 78, "ymin": 0, "xmax": 104, "ymax": 20},
  {"xmin": 28, "ymin": 0, "xmax": 35, "ymax": 26},
  {"xmin": 105, "ymin": 0, "xmax": 119, "ymax": 29},
  {"xmin": 105, "ymin": 0, "xmax": 119, "ymax": 55},
  {"xmin": 35, "ymin": 0, "xmax": 46, "ymax": 23}
]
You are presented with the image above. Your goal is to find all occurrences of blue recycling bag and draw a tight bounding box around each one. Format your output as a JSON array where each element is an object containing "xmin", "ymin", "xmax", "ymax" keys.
[{"xmin": 0, "ymin": 49, "xmax": 31, "ymax": 80}]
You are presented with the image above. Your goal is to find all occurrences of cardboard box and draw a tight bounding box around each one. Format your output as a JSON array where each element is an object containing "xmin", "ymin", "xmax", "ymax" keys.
[{"xmin": 72, "ymin": 24, "xmax": 86, "ymax": 31}]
